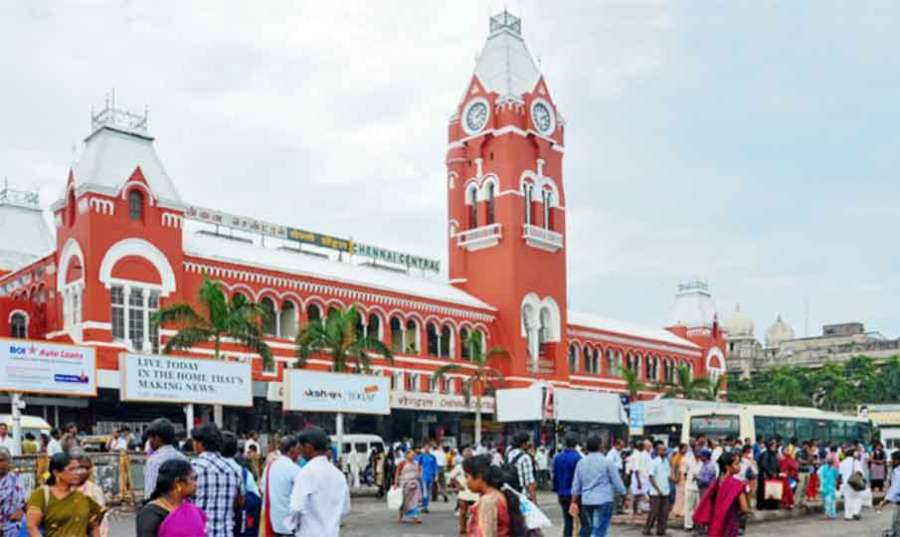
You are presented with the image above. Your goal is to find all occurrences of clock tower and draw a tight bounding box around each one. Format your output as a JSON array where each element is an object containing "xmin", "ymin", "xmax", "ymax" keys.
[{"xmin": 447, "ymin": 11, "xmax": 568, "ymax": 384}]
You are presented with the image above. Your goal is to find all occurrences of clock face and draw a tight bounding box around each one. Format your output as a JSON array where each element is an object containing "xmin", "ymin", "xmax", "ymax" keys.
[
  {"xmin": 464, "ymin": 100, "xmax": 489, "ymax": 134},
  {"xmin": 531, "ymin": 101, "xmax": 554, "ymax": 134}
]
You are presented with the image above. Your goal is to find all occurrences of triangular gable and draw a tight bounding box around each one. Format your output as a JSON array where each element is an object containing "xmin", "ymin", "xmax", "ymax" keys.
[
  {"xmin": 118, "ymin": 166, "xmax": 157, "ymax": 206},
  {"xmin": 532, "ymin": 76, "xmax": 551, "ymax": 98}
]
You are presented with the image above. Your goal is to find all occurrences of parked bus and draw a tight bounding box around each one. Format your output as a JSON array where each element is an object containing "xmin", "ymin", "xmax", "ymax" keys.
[{"xmin": 681, "ymin": 404, "xmax": 873, "ymax": 446}]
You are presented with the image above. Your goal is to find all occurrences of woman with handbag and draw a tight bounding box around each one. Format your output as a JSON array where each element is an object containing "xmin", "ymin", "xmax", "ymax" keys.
[
  {"xmin": 25, "ymin": 452, "xmax": 102, "ymax": 537},
  {"xmin": 839, "ymin": 447, "xmax": 865, "ymax": 521},
  {"xmin": 462, "ymin": 454, "xmax": 527, "ymax": 537},
  {"xmin": 394, "ymin": 449, "xmax": 423, "ymax": 524},
  {"xmin": 777, "ymin": 448, "xmax": 798, "ymax": 509},
  {"xmin": 756, "ymin": 440, "xmax": 780, "ymax": 510}
]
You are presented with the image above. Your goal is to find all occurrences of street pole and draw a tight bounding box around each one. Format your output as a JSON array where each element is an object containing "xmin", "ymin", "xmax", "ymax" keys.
[
  {"xmin": 185, "ymin": 403, "xmax": 194, "ymax": 436},
  {"xmin": 11, "ymin": 393, "xmax": 22, "ymax": 456},
  {"xmin": 336, "ymin": 412, "xmax": 344, "ymax": 462}
]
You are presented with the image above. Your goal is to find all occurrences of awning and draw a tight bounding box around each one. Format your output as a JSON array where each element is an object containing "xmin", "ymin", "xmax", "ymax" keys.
[{"xmin": 496, "ymin": 384, "xmax": 626, "ymax": 424}]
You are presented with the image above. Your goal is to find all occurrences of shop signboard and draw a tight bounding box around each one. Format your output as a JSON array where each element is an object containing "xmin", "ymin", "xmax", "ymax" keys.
[
  {"xmin": 0, "ymin": 338, "xmax": 96, "ymax": 397},
  {"xmin": 119, "ymin": 353, "xmax": 252, "ymax": 407},
  {"xmin": 286, "ymin": 227, "xmax": 353, "ymax": 253},
  {"xmin": 390, "ymin": 391, "xmax": 495, "ymax": 414},
  {"xmin": 283, "ymin": 370, "xmax": 390, "ymax": 415}
]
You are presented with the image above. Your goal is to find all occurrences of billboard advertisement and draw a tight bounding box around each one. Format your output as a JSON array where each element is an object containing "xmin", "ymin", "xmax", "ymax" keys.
[
  {"xmin": 119, "ymin": 353, "xmax": 252, "ymax": 407},
  {"xmin": 283, "ymin": 370, "xmax": 390, "ymax": 415},
  {"xmin": 0, "ymin": 339, "xmax": 96, "ymax": 397}
]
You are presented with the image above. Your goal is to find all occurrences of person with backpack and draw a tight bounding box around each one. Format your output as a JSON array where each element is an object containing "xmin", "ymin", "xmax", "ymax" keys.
[
  {"xmin": 25, "ymin": 451, "xmax": 102, "ymax": 537},
  {"xmin": 222, "ymin": 432, "xmax": 260, "ymax": 537},
  {"xmin": 463, "ymin": 454, "xmax": 527, "ymax": 537},
  {"xmin": 505, "ymin": 432, "xmax": 537, "ymax": 503}
]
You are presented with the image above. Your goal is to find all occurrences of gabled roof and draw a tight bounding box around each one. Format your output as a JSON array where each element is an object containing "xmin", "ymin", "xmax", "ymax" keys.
[
  {"xmin": 183, "ymin": 232, "xmax": 494, "ymax": 312},
  {"xmin": 568, "ymin": 311, "xmax": 699, "ymax": 349},
  {"xmin": 68, "ymin": 126, "xmax": 182, "ymax": 207},
  {"xmin": 0, "ymin": 202, "xmax": 54, "ymax": 273},
  {"xmin": 473, "ymin": 12, "xmax": 541, "ymax": 99}
]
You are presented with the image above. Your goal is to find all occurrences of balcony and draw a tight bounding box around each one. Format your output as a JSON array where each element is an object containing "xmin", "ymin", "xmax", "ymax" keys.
[
  {"xmin": 456, "ymin": 223, "xmax": 502, "ymax": 251},
  {"xmin": 522, "ymin": 224, "xmax": 563, "ymax": 252}
]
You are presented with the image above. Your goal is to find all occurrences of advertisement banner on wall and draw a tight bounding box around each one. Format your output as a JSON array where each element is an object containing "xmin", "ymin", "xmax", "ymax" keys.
[
  {"xmin": 119, "ymin": 353, "xmax": 252, "ymax": 407},
  {"xmin": 0, "ymin": 338, "xmax": 96, "ymax": 396},
  {"xmin": 283, "ymin": 370, "xmax": 390, "ymax": 415},
  {"xmin": 390, "ymin": 392, "xmax": 495, "ymax": 414}
]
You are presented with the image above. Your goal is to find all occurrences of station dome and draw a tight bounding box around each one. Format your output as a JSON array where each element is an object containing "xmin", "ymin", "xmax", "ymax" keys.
[
  {"xmin": 765, "ymin": 314, "xmax": 795, "ymax": 347},
  {"xmin": 723, "ymin": 304, "xmax": 754, "ymax": 338}
]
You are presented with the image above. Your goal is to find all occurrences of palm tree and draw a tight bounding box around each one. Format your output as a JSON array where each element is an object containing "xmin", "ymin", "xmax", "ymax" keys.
[
  {"xmin": 294, "ymin": 306, "xmax": 393, "ymax": 372},
  {"xmin": 704, "ymin": 373, "xmax": 727, "ymax": 401},
  {"xmin": 151, "ymin": 276, "xmax": 273, "ymax": 425},
  {"xmin": 622, "ymin": 367, "xmax": 646, "ymax": 400},
  {"xmin": 432, "ymin": 331, "xmax": 504, "ymax": 448},
  {"xmin": 664, "ymin": 364, "xmax": 710, "ymax": 400}
]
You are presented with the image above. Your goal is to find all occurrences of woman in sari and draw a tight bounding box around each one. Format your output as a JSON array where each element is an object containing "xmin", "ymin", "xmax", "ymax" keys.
[
  {"xmin": 671, "ymin": 443, "xmax": 688, "ymax": 518},
  {"xmin": 135, "ymin": 459, "xmax": 204, "ymax": 537},
  {"xmin": 25, "ymin": 452, "xmax": 103, "ymax": 537},
  {"xmin": 394, "ymin": 449, "xmax": 423, "ymax": 524},
  {"xmin": 72, "ymin": 453, "xmax": 109, "ymax": 537},
  {"xmin": 0, "ymin": 448, "xmax": 25, "ymax": 537},
  {"xmin": 693, "ymin": 452, "xmax": 749, "ymax": 537},
  {"xmin": 778, "ymin": 448, "xmax": 798, "ymax": 509},
  {"xmin": 869, "ymin": 442, "xmax": 887, "ymax": 491},
  {"xmin": 463, "ymin": 454, "xmax": 526, "ymax": 537},
  {"xmin": 818, "ymin": 453, "xmax": 839, "ymax": 520}
]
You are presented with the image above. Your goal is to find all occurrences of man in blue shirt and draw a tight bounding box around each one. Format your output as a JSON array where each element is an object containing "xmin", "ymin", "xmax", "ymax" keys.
[
  {"xmin": 553, "ymin": 434, "xmax": 589, "ymax": 537},
  {"xmin": 416, "ymin": 444, "xmax": 438, "ymax": 513},
  {"xmin": 876, "ymin": 451, "xmax": 900, "ymax": 537},
  {"xmin": 570, "ymin": 434, "xmax": 626, "ymax": 537}
]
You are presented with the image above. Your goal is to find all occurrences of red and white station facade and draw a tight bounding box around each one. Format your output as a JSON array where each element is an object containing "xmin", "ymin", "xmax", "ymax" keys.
[{"xmin": 0, "ymin": 12, "xmax": 725, "ymax": 423}]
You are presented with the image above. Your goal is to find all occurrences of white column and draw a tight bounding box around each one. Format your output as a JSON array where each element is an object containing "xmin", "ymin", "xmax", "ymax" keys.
[
  {"xmin": 123, "ymin": 285, "xmax": 132, "ymax": 348},
  {"xmin": 11, "ymin": 393, "xmax": 22, "ymax": 456},
  {"xmin": 184, "ymin": 404, "xmax": 194, "ymax": 436},
  {"xmin": 335, "ymin": 412, "xmax": 344, "ymax": 462},
  {"xmin": 141, "ymin": 288, "xmax": 150, "ymax": 352}
]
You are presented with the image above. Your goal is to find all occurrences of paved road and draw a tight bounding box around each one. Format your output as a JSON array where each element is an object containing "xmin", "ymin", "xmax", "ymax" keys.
[{"xmin": 108, "ymin": 493, "xmax": 896, "ymax": 536}]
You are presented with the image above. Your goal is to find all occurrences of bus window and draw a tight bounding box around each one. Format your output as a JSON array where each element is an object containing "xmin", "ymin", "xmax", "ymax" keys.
[
  {"xmin": 813, "ymin": 421, "xmax": 830, "ymax": 444},
  {"xmin": 754, "ymin": 416, "xmax": 775, "ymax": 439},
  {"xmin": 796, "ymin": 419, "xmax": 815, "ymax": 442},
  {"xmin": 830, "ymin": 422, "xmax": 845, "ymax": 444},
  {"xmin": 690, "ymin": 415, "xmax": 739, "ymax": 439}
]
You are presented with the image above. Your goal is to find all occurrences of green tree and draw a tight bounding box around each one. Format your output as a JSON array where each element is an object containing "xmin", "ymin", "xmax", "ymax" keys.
[
  {"xmin": 432, "ymin": 331, "xmax": 504, "ymax": 448},
  {"xmin": 875, "ymin": 356, "xmax": 900, "ymax": 403},
  {"xmin": 294, "ymin": 306, "xmax": 393, "ymax": 372},
  {"xmin": 810, "ymin": 363, "xmax": 853, "ymax": 410},
  {"xmin": 664, "ymin": 364, "xmax": 712, "ymax": 400},
  {"xmin": 151, "ymin": 276, "xmax": 273, "ymax": 425},
  {"xmin": 622, "ymin": 367, "xmax": 646, "ymax": 400}
]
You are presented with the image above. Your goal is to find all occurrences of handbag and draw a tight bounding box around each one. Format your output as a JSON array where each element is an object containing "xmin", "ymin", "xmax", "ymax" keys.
[
  {"xmin": 764, "ymin": 479, "xmax": 783, "ymax": 501},
  {"xmin": 848, "ymin": 471, "xmax": 866, "ymax": 491},
  {"xmin": 503, "ymin": 484, "xmax": 552, "ymax": 530},
  {"xmin": 386, "ymin": 486, "xmax": 403, "ymax": 511}
]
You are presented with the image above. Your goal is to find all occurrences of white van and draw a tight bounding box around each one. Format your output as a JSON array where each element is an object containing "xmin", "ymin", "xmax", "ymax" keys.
[
  {"xmin": 329, "ymin": 433, "xmax": 385, "ymax": 466},
  {"xmin": 0, "ymin": 415, "xmax": 52, "ymax": 440}
]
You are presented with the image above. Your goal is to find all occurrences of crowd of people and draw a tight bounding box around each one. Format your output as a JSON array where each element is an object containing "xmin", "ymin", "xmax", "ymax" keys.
[{"xmin": 1, "ymin": 420, "xmax": 900, "ymax": 537}]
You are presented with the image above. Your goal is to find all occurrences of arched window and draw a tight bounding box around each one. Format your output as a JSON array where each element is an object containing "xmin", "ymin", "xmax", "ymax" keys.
[
  {"xmin": 405, "ymin": 318, "xmax": 419, "ymax": 354},
  {"xmin": 606, "ymin": 348, "xmax": 615, "ymax": 376},
  {"xmin": 460, "ymin": 327, "xmax": 471, "ymax": 360},
  {"xmin": 467, "ymin": 187, "xmax": 478, "ymax": 229},
  {"xmin": 568, "ymin": 344, "xmax": 578, "ymax": 373},
  {"xmin": 583, "ymin": 346, "xmax": 592, "ymax": 374},
  {"xmin": 426, "ymin": 322, "xmax": 439, "ymax": 357},
  {"xmin": 306, "ymin": 303, "xmax": 321, "ymax": 325},
  {"xmin": 367, "ymin": 313, "xmax": 382, "ymax": 341},
  {"xmin": 523, "ymin": 183, "xmax": 534, "ymax": 225},
  {"xmin": 10, "ymin": 313, "xmax": 26, "ymax": 339},
  {"xmin": 485, "ymin": 183, "xmax": 495, "ymax": 225},
  {"xmin": 128, "ymin": 190, "xmax": 144, "ymax": 221},
  {"xmin": 538, "ymin": 307, "xmax": 551, "ymax": 348},
  {"xmin": 440, "ymin": 325, "xmax": 452, "ymax": 358},
  {"xmin": 390, "ymin": 316, "xmax": 403, "ymax": 353},
  {"xmin": 280, "ymin": 301, "xmax": 297, "ymax": 339},
  {"xmin": 260, "ymin": 297, "xmax": 277, "ymax": 336},
  {"xmin": 353, "ymin": 310, "xmax": 364, "ymax": 340}
]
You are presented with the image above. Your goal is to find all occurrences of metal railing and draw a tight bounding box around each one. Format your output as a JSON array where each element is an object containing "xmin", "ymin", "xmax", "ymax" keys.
[
  {"xmin": 456, "ymin": 223, "xmax": 502, "ymax": 250},
  {"xmin": 522, "ymin": 224, "xmax": 563, "ymax": 250}
]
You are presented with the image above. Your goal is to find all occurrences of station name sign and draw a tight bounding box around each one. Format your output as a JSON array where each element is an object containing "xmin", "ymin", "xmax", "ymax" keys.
[{"xmin": 185, "ymin": 205, "xmax": 440, "ymax": 273}]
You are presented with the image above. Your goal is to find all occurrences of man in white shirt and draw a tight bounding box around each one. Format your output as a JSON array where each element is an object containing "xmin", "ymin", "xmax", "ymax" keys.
[
  {"xmin": 433, "ymin": 444, "xmax": 449, "ymax": 502},
  {"xmin": 106, "ymin": 429, "xmax": 128, "ymax": 451},
  {"xmin": 0, "ymin": 423, "xmax": 17, "ymax": 454},
  {"xmin": 287, "ymin": 426, "xmax": 351, "ymax": 537},
  {"xmin": 46, "ymin": 429, "xmax": 63, "ymax": 456},
  {"xmin": 682, "ymin": 445, "xmax": 703, "ymax": 531},
  {"xmin": 264, "ymin": 435, "xmax": 302, "ymax": 537},
  {"xmin": 839, "ymin": 447, "xmax": 864, "ymax": 521}
]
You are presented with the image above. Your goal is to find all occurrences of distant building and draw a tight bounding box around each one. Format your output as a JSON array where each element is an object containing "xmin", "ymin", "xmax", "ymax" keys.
[{"xmin": 723, "ymin": 307, "xmax": 900, "ymax": 378}]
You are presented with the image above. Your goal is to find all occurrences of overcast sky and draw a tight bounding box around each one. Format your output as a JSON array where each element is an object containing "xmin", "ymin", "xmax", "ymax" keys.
[{"xmin": 1, "ymin": 1, "xmax": 897, "ymax": 338}]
